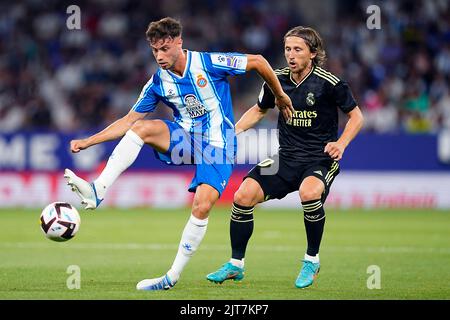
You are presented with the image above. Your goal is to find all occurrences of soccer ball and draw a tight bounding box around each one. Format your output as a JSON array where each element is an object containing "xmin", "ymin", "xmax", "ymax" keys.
[{"xmin": 40, "ymin": 202, "xmax": 80, "ymax": 242}]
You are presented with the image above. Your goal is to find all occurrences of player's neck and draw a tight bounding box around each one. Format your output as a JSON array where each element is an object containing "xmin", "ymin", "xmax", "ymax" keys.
[
  {"xmin": 291, "ymin": 62, "xmax": 313, "ymax": 84},
  {"xmin": 170, "ymin": 49, "xmax": 188, "ymax": 77}
]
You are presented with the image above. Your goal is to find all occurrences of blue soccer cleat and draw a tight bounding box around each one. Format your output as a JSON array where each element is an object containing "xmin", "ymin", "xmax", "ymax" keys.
[
  {"xmin": 295, "ymin": 260, "xmax": 320, "ymax": 289},
  {"xmin": 136, "ymin": 274, "xmax": 177, "ymax": 291},
  {"xmin": 206, "ymin": 262, "xmax": 244, "ymax": 284}
]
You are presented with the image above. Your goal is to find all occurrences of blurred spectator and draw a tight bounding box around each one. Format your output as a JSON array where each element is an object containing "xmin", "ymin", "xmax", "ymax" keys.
[
  {"xmin": 27, "ymin": 97, "xmax": 53, "ymax": 129},
  {"xmin": 0, "ymin": 0, "xmax": 449, "ymax": 134}
]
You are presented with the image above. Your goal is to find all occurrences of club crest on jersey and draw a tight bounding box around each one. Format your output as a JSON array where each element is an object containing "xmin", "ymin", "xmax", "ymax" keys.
[
  {"xmin": 183, "ymin": 94, "xmax": 207, "ymax": 118},
  {"xmin": 196, "ymin": 75, "xmax": 208, "ymax": 88},
  {"xmin": 306, "ymin": 92, "xmax": 315, "ymax": 106}
]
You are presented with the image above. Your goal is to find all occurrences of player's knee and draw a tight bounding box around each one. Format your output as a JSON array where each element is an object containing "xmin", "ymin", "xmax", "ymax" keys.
[
  {"xmin": 234, "ymin": 189, "xmax": 257, "ymax": 207},
  {"xmin": 299, "ymin": 187, "xmax": 322, "ymax": 202},
  {"xmin": 191, "ymin": 200, "xmax": 213, "ymax": 218},
  {"xmin": 131, "ymin": 120, "xmax": 156, "ymax": 141}
]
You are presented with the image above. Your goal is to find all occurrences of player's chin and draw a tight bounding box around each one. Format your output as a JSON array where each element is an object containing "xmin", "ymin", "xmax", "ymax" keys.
[{"xmin": 288, "ymin": 64, "xmax": 298, "ymax": 72}]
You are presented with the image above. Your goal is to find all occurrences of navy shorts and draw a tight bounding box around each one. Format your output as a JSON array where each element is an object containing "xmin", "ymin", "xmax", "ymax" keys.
[{"xmin": 245, "ymin": 154, "xmax": 340, "ymax": 202}]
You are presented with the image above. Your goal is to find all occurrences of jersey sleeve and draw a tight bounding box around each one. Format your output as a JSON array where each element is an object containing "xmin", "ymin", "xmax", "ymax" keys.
[
  {"xmin": 256, "ymin": 82, "xmax": 276, "ymax": 109},
  {"xmin": 131, "ymin": 75, "xmax": 159, "ymax": 113},
  {"xmin": 204, "ymin": 52, "xmax": 248, "ymax": 77},
  {"xmin": 333, "ymin": 81, "xmax": 357, "ymax": 113}
]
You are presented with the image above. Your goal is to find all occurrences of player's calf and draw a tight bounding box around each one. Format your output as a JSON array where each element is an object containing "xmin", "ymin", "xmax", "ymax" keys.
[
  {"xmin": 301, "ymin": 198, "xmax": 325, "ymax": 256},
  {"xmin": 230, "ymin": 202, "xmax": 254, "ymax": 261}
]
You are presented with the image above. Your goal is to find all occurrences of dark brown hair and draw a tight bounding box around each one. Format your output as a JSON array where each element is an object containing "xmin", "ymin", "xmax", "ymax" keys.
[
  {"xmin": 284, "ymin": 26, "xmax": 326, "ymax": 67},
  {"xmin": 145, "ymin": 17, "xmax": 182, "ymax": 44}
]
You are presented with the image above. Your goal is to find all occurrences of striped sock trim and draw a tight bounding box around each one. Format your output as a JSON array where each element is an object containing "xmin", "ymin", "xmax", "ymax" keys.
[
  {"xmin": 231, "ymin": 203, "xmax": 254, "ymax": 222},
  {"xmin": 232, "ymin": 203, "xmax": 254, "ymax": 214},
  {"xmin": 302, "ymin": 200, "xmax": 323, "ymax": 213},
  {"xmin": 302, "ymin": 199, "xmax": 325, "ymax": 222}
]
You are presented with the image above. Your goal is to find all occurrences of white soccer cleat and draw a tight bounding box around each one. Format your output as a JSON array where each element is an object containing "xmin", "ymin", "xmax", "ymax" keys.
[
  {"xmin": 63, "ymin": 168, "xmax": 102, "ymax": 210},
  {"xmin": 136, "ymin": 274, "xmax": 177, "ymax": 291}
]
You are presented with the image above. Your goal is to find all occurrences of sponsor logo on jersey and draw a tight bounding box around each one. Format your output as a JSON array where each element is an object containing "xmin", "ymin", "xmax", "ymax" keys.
[
  {"xmin": 286, "ymin": 110, "xmax": 318, "ymax": 127},
  {"xmin": 226, "ymin": 56, "xmax": 239, "ymax": 68},
  {"xmin": 211, "ymin": 53, "xmax": 245, "ymax": 69},
  {"xmin": 183, "ymin": 94, "xmax": 207, "ymax": 118}
]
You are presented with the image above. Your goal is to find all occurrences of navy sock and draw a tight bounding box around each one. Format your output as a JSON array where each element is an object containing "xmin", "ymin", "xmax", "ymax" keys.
[
  {"xmin": 230, "ymin": 202, "xmax": 254, "ymax": 260},
  {"xmin": 302, "ymin": 199, "xmax": 325, "ymax": 256}
]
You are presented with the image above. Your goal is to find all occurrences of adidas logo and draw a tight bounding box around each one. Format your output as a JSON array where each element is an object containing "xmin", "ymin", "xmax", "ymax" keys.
[{"xmin": 314, "ymin": 170, "xmax": 323, "ymax": 176}]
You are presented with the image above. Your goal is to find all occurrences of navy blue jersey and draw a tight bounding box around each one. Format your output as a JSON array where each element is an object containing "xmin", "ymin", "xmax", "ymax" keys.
[{"xmin": 257, "ymin": 65, "xmax": 357, "ymax": 162}]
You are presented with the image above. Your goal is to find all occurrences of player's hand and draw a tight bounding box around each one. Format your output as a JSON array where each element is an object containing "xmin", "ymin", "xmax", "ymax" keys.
[
  {"xmin": 70, "ymin": 139, "xmax": 89, "ymax": 153},
  {"xmin": 324, "ymin": 141, "xmax": 345, "ymax": 161},
  {"xmin": 275, "ymin": 93, "xmax": 294, "ymax": 122}
]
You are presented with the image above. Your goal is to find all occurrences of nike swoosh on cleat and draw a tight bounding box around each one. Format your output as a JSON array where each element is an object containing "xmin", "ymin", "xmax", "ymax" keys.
[{"xmin": 226, "ymin": 272, "xmax": 239, "ymax": 279}]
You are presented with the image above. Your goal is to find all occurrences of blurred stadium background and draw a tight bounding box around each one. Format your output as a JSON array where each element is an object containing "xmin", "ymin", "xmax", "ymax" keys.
[
  {"xmin": 0, "ymin": 0, "xmax": 449, "ymax": 300},
  {"xmin": 1, "ymin": 0, "xmax": 449, "ymax": 209}
]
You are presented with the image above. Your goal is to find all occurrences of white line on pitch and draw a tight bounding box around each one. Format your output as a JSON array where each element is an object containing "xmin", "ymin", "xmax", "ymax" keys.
[{"xmin": 1, "ymin": 242, "xmax": 450, "ymax": 254}]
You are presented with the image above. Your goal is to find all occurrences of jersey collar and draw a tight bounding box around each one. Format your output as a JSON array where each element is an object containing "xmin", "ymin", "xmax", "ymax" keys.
[
  {"xmin": 289, "ymin": 64, "xmax": 315, "ymax": 87},
  {"xmin": 166, "ymin": 50, "xmax": 191, "ymax": 79}
]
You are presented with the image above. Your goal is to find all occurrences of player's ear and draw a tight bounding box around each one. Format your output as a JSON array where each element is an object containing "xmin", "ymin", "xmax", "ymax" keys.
[{"xmin": 310, "ymin": 52, "xmax": 317, "ymax": 60}]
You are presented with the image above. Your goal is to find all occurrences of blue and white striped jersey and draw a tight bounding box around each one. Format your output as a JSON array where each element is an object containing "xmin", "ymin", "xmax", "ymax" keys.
[{"xmin": 132, "ymin": 50, "xmax": 248, "ymax": 149}]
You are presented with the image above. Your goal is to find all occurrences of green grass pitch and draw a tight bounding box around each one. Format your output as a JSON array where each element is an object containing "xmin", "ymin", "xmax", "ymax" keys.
[{"xmin": 0, "ymin": 207, "xmax": 449, "ymax": 300}]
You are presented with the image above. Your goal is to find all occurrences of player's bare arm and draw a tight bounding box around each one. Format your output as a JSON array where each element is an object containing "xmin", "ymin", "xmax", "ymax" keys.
[
  {"xmin": 70, "ymin": 110, "xmax": 147, "ymax": 153},
  {"xmin": 235, "ymin": 104, "xmax": 269, "ymax": 135},
  {"xmin": 324, "ymin": 106, "xmax": 364, "ymax": 161},
  {"xmin": 246, "ymin": 54, "xmax": 294, "ymax": 121}
]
